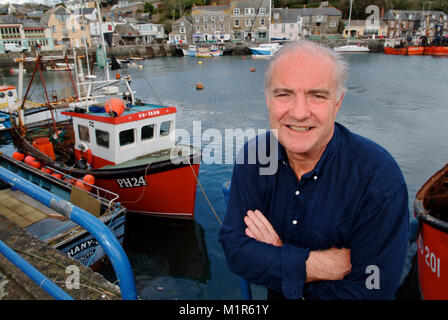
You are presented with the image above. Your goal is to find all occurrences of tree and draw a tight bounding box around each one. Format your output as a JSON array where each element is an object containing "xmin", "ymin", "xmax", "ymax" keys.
[{"xmin": 144, "ymin": 2, "xmax": 155, "ymax": 14}]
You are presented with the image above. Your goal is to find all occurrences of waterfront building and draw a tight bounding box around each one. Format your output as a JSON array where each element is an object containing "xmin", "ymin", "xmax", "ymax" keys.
[
  {"xmin": 270, "ymin": 8, "xmax": 303, "ymax": 41},
  {"xmin": 191, "ymin": 5, "xmax": 231, "ymax": 43},
  {"xmin": 229, "ymin": 0, "xmax": 271, "ymax": 42},
  {"xmin": 383, "ymin": 10, "xmax": 448, "ymax": 38},
  {"xmin": 132, "ymin": 22, "xmax": 166, "ymax": 43},
  {"xmin": 342, "ymin": 19, "xmax": 388, "ymax": 39},
  {"xmin": 41, "ymin": 6, "xmax": 92, "ymax": 50},
  {"xmin": 299, "ymin": 7, "xmax": 342, "ymax": 40},
  {"xmin": 0, "ymin": 16, "xmax": 53, "ymax": 53},
  {"xmin": 169, "ymin": 16, "xmax": 193, "ymax": 44}
]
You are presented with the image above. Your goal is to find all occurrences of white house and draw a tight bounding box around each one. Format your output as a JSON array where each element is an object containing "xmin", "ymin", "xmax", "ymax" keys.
[{"xmin": 270, "ymin": 8, "xmax": 303, "ymax": 41}]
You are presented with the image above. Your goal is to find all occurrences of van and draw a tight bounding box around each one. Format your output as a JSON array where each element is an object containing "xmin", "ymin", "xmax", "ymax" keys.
[{"xmin": 4, "ymin": 43, "xmax": 28, "ymax": 53}]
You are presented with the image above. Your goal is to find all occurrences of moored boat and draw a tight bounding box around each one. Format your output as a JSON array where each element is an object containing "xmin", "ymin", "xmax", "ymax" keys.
[
  {"xmin": 413, "ymin": 163, "xmax": 448, "ymax": 299},
  {"xmin": 333, "ymin": 44, "xmax": 370, "ymax": 53},
  {"xmin": 9, "ymin": 50, "xmax": 202, "ymax": 220},
  {"xmin": 248, "ymin": 43, "xmax": 280, "ymax": 56},
  {"xmin": 0, "ymin": 152, "xmax": 127, "ymax": 269}
]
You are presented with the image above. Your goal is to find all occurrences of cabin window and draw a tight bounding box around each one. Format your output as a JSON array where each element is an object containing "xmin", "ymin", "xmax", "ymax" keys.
[
  {"xmin": 141, "ymin": 124, "xmax": 155, "ymax": 140},
  {"xmin": 160, "ymin": 121, "xmax": 171, "ymax": 137},
  {"xmin": 95, "ymin": 129, "xmax": 109, "ymax": 148},
  {"xmin": 119, "ymin": 128, "xmax": 135, "ymax": 146},
  {"xmin": 0, "ymin": 92, "xmax": 4, "ymax": 99},
  {"xmin": 7, "ymin": 91, "xmax": 13, "ymax": 97},
  {"xmin": 78, "ymin": 125, "xmax": 90, "ymax": 142}
]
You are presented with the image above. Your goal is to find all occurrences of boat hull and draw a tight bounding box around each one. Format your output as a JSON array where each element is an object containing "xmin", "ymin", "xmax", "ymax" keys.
[
  {"xmin": 95, "ymin": 161, "xmax": 200, "ymax": 220},
  {"xmin": 414, "ymin": 163, "xmax": 448, "ymax": 299},
  {"xmin": 384, "ymin": 46, "xmax": 448, "ymax": 56}
]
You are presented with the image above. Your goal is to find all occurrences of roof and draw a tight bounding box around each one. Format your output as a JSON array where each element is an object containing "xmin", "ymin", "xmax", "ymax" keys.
[
  {"xmin": 73, "ymin": 8, "xmax": 95, "ymax": 15},
  {"xmin": 383, "ymin": 9, "xmax": 447, "ymax": 21},
  {"xmin": 173, "ymin": 15, "xmax": 192, "ymax": 25},
  {"xmin": 115, "ymin": 23, "xmax": 139, "ymax": 37},
  {"xmin": 192, "ymin": 5, "xmax": 229, "ymax": 14},
  {"xmin": 343, "ymin": 19, "xmax": 388, "ymax": 28},
  {"xmin": 271, "ymin": 7, "xmax": 341, "ymax": 22},
  {"xmin": 21, "ymin": 19, "xmax": 46, "ymax": 29},
  {"xmin": 0, "ymin": 15, "xmax": 20, "ymax": 25},
  {"xmin": 300, "ymin": 7, "xmax": 342, "ymax": 16}
]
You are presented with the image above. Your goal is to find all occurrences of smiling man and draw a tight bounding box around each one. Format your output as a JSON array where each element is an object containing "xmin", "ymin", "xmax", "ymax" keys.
[{"xmin": 218, "ymin": 41, "xmax": 409, "ymax": 300}]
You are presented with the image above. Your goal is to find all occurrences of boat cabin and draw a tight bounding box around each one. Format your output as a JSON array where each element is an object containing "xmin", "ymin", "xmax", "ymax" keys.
[
  {"xmin": 0, "ymin": 86, "xmax": 17, "ymax": 111},
  {"xmin": 62, "ymin": 104, "xmax": 177, "ymax": 169}
]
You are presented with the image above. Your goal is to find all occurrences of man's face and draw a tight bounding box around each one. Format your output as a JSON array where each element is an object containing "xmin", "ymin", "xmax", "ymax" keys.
[{"xmin": 266, "ymin": 49, "xmax": 344, "ymax": 160}]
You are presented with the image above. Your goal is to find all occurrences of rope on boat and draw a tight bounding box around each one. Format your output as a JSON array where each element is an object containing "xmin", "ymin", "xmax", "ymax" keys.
[{"xmin": 185, "ymin": 152, "xmax": 222, "ymax": 225}]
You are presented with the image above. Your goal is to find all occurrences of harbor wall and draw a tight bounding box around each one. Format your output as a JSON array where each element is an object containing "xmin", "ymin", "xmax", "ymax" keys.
[{"xmin": 0, "ymin": 39, "xmax": 385, "ymax": 72}]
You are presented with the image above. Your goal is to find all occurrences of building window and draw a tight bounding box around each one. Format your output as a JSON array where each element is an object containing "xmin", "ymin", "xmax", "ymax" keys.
[
  {"xmin": 78, "ymin": 125, "xmax": 90, "ymax": 142},
  {"xmin": 330, "ymin": 21, "xmax": 336, "ymax": 27},
  {"xmin": 245, "ymin": 19, "xmax": 253, "ymax": 27},
  {"xmin": 316, "ymin": 15, "xmax": 323, "ymax": 22},
  {"xmin": 274, "ymin": 13, "xmax": 279, "ymax": 19},
  {"xmin": 95, "ymin": 129, "xmax": 109, "ymax": 148},
  {"xmin": 233, "ymin": 8, "xmax": 240, "ymax": 15},
  {"xmin": 141, "ymin": 124, "xmax": 155, "ymax": 140},
  {"xmin": 119, "ymin": 129, "xmax": 135, "ymax": 146},
  {"xmin": 204, "ymin": 25, "xmax": 208, "ymax": 30},
  {"xmin": 259, "ymin": 8, "xmax": 266, "ymax": 14},
  {"xmin": 204, "ymin": 16, "xmax": 208, "ymax": 22},
  {"xmin": 211, "ymin": 16, "xmax": 215, "ymax": 22},
  {"xmin": 180, "ymin": 27, "xmax": 185, "ymax": 33},
  {"xmin": 261, "ymin": 18, "xmax": 265, "ymax": 26},
  {"xmin": 234, "ymin": 19, "xmax": 240, "ymax": 27},
  {"xmin": 282, "ymin": 24, "xmax": 285, "ymax": 32},
  {"xmin": 196, "ymin": 16, "xmax": 200, "ymax": 22},
  {"xmin": 211, "ymin": 25, "xmax": 216, "ymax": 30},
  {"xmin": 245, "ymin": 8, "xmax": 254, "ymax": 15},
  {"xmin": 220, "ymin": 15, "xmax": 224, "ymax": 21},
  {"xmin": 52, "ymin": 25, "xmax": 56, "ymax": 33},
  {"xmin": 196, "ymin": 25, "xmax": 200, "ymax": 31},
  {"xmin": 160, "ymin": 121, "xmax": 172, "ymax": 137},
  {"xmin": 290, "ymin": 23, "xmax": 294, "ymax": 28},
  {"xmin": 220, "ymin": 24, "xmax": 224, "ymax": 30}
]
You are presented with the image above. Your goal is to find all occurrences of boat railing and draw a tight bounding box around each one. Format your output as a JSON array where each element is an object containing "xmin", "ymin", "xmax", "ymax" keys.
[
  {"xmin": 47, "ymin": 166, "xmax": 120, "ymax": 211},
  {"xmin": 0, "ymin": 167, "xmax": 138, "ymax": 300}
]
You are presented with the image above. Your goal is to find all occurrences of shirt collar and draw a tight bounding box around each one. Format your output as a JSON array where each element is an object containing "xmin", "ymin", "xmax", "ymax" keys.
[{"xmin": 277, "ymin": 123, "xmax": 341, "ymax": 178}]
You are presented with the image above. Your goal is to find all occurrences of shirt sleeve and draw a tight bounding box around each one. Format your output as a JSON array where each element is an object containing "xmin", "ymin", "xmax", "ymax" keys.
[
  {"xmin": 218, "ymin": 161, "xmax": 310, "ymax": 298},
  {"xmin": 304, "ymin": 180, "xmax": 410, "ymax": 300}
]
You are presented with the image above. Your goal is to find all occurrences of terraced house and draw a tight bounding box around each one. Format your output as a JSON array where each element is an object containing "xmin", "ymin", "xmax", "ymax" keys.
[
  {"xmin": 0, "ymin": 16, "xmax": 53, "ymax": 53},
  {"xmin": 41, "ymin": 5, "xmax": 91, "ymax": 50},
  {"xmin": 382, "ymin": 10, "xmax": 448, "ymax": 38},
  {"xmin": 191, "ymin": 5, "xmax": 231, "ymax": 43},
  {"xmin": 230, "ymin": 0, "xmax": 271, "ymax": 41}
]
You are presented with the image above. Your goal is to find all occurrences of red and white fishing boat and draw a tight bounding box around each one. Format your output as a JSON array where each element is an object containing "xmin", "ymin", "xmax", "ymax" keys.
[
  {"xmin": 414, "ymin": 163, "xmax": 448, "ymax": 299},
  {"xmin": 9, "ymin": 48, "xmax": 201, "ymax": 220}
]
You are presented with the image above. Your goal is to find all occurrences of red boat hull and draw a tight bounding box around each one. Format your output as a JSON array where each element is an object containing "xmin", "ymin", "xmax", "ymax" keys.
[
  {"xmin": 95, "ymin": 163, "xmax": 200, "ymax": 220},
  {"xmin": 417, "ymin": 221, "xmax": 448, "ymax": 299},
  {"xmin": 384, "ymin": 46, "xmax": 448, "ymax": 56}
]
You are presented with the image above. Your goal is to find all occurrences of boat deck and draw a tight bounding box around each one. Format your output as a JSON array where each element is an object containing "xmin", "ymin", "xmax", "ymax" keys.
[{"xmin": 0, "ymin": 188, "xmax": 63, "ymax": 228}]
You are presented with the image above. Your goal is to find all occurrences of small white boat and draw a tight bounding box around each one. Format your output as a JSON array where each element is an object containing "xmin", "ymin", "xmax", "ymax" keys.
[
  {"xmin": 248, "ymin": 43, "xmax": 281, "ymax": 56},
  {"xmin": 47, "ymin": 63, "xmax": 74, "ymax": 71},
  {"xmin": 333, "ymin": 44, "xmax": 370, "ymax": 53},
  {"xmin": 182, "ymin": 45, "xmax": 197, "ymax": 57}
]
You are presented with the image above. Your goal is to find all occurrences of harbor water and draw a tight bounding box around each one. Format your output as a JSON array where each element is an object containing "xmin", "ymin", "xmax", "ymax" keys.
[{"xmin": 1, "ymin": 53, "xmax": 448, "ymax": 299}]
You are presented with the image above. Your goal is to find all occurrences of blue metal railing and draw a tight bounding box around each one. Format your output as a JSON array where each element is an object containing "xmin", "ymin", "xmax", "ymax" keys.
[
  {"xmin": 0, "ymin": 167, "xmax": 137, "ymax": 300},
  {"xmin": 222, "ymin": 181, "xmax": 253, "ymax": 300},
  {"xmin": 0, "ymin": 239, "xmax": 74, "ymax": 300}
]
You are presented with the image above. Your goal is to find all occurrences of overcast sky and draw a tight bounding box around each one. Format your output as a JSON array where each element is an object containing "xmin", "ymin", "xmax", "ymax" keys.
[{"xmin": 0, "ymin": 0, "xmax": 59, "ymax": 5}]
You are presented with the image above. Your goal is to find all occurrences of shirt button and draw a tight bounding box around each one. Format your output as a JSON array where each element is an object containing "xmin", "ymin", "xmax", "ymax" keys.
[
  {"xmin": 295, "ymin": 190, "xmax": 300, "ymax": 196},
  {"xmin": 292, "ymin": 220, "xmax": 298, "ymax": 225}
]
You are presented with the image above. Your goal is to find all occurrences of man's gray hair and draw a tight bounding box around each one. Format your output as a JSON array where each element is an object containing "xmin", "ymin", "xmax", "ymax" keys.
[{"xmin": 264, "ymin": 40, "xmax": 349, "ymax": 99}]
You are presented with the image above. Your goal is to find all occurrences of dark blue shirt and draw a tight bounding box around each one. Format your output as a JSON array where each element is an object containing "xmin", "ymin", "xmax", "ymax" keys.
[{"xmin": 218, "ymin": 122, "xmax": 409, "ymax": 300}]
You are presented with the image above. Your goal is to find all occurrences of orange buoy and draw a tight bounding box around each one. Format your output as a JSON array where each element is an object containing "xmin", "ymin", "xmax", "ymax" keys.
[
  {"xmin": 250, "ymin": 67, "xmax": 256, "ymax": 72},
  {"xmin": 196, "ymin": 83, "xmax": 204, "ymax": 90},
  {"xmin": 104, "ymin": 97, "xmax": 125, "ymax": 117},
  {"xmin": 82, "ymin": 174, "xmax": 95, "ymax": 185},
  {"xmin": 51, "ymin": 173, "xmax": 63, "ymax": 179},
  {"xmin": 12, "ymin": 152, "xmax": 25, "ymax": 161},
  {"xmin": 24, "ymin": 156, "xmax": 36, "ymax": 165},
  {"xmin": 45, "ymin": 168, "xmax": 53, "ymax": 174},
  {"xmin": 30, "ymin": 160, "xmax": 41, "ymax": 169},
  {"xmin": 75, "ymin": 179, "xmax": 92, "ymax": 192}
]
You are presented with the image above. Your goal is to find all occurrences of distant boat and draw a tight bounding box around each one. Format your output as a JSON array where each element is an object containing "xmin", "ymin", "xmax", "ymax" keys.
[
  {"xmin": 334, "ymin": 44, "xmax": 370, "ymax": 53},
  {"xmin": 248, "ymin": 43, "xmax": 280, "ymax": 56},
  {"xmin": 333, "ymin": 0, "xmax": 370, "ymax": 53},
  {"xmin": 182, "ymin": 45, "xmax": 197, "ymax": 57},
  {"xmin": 47, "ymin": 62, "xmax": 74, "ymax": 71}
]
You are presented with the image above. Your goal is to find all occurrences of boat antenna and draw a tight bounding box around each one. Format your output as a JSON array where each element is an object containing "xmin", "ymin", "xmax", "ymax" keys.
[{"xmin": 96, "ymin": 0, "xmax": 110, "ymax": 83}]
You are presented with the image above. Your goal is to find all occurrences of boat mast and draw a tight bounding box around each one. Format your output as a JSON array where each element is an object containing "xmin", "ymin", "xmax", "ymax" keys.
[
  {"xmin": 96, "ymin": 0, "xmax": 110, "ymax": 85},
  {"xmin": 347, "ymin": 0, "xmax": 352, "ymax": 42}
]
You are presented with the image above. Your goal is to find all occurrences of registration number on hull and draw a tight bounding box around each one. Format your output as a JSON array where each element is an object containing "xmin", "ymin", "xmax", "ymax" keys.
[{"xmin": 116, "ymin": 176, "xmax": 148, "ymax": 188}]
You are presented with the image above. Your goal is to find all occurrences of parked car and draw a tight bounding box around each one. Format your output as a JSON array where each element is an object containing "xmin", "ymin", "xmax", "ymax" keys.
[{"xmin": 4, "ymin": 43, "xmax": 28, "ymax": 53}]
